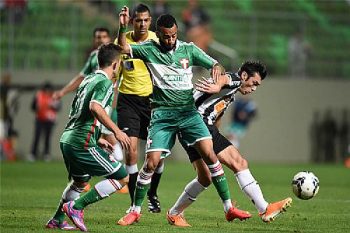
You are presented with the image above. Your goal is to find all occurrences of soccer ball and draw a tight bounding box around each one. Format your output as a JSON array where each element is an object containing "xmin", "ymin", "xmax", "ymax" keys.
[{"xmin": 291, "ymin": 171, "xmax": 319, "ymax": 200}]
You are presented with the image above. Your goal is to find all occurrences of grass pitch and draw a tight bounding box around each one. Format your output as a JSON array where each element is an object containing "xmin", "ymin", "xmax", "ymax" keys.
[{"xmin": 1, "ymin": 161, "xmax": 349, "ymax": 233}]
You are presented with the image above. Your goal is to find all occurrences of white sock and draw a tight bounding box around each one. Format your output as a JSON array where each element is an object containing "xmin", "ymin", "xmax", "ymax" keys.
[
  {"xmin": 223, "ymin": 200, "xmax": 233, "ymax": 213},
  {"xmin": 126, "ymin": 164, "xmax": 138, "ymax": 174},
  {"xmin": 169, "ymin": 178, "xmax": 207, "ymax": 215},
  {"xmin": 235, "ymin": 169, "xmax": 268, "ymax": 213},
  {"xmin": 136, "ymin": 168, "xmax": 154, "ymax": 185},
  {"xmin": 62, "ymin": 181, "xmax": 84, "ymax": 201},
  {"xmin": 112, "ymin": 142, "xmax": 123, "ymax": 161},
  {"xmin": 94, "ymin": 179, "xmax": 123, "ymax": 198}
]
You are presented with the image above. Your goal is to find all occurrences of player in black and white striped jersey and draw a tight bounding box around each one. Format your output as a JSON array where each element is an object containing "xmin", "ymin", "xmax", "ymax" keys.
[{"xmin": 167, "ymin": 61, "xmax": 293, "ymax": 226}]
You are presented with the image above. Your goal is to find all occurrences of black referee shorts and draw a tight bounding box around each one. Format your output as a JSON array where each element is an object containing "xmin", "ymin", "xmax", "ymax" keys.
[
  {"xmin": 180, "ymin": 124, "xmax": 232, "ymax": 163},
  {"xmin": 117, "ymin": 93, "xmax": 151, "ymax": 140}
]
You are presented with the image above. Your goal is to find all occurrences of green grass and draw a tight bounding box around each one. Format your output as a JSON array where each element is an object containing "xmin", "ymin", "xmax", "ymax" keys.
[{"xmin": 1, "ymin": 161, "xmax": 349, "ymax": 232}]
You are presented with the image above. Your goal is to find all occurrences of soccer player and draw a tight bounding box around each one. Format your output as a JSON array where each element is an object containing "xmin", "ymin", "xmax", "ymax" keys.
[
  {"xmin": 167, "ymin": 61, "xmax": 292, "ymax": 226},
  {"xmin": 53, "ymin": 27, "xmax": 124, "ymax": 173},
  {"xmin": 116, "ymin": 7, "xmax": 250, "ymax": 226},
  {"xmin": 114, "ymin": 3, "xmax": 163, "ymax": 214},
  {"xmin": 46, "ymin": 43, "xmax": 130, "ymax": 231}
]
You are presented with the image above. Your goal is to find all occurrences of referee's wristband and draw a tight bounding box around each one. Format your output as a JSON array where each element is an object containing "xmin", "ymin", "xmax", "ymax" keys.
[{"xmin": 119, "ymin": 26, "xmax": 127, "ymax": 33}]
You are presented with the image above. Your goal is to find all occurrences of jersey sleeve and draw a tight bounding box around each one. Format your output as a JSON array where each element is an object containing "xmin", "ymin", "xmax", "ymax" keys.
[
  {"xmin": 90, "ymin": 80, "xmax": 113, "ymax": 108},
  {"xmin": 191, "ymin": 43, "xmax": 217, "ymax": 69},
  {"xmin": 130, "ymin": 41, "xmax": 154, "ymax": 61}
]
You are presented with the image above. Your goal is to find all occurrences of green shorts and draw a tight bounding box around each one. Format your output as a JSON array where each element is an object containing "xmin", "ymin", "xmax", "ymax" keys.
[
  {"xmin": 60, "ymin": 142, "xmax": 127, "ymax": 182},
  {"xmin": 146, "ymin": 108, "xmax": 211, "ymax": 158}
]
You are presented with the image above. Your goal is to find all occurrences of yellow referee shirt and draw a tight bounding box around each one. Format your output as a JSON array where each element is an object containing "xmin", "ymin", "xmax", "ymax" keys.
[{"xmin": 114, "ymin": 31, "xmax": 158, "ymax": 96}]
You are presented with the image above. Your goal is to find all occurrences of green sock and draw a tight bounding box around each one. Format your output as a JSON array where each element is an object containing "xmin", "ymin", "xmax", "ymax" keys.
[
  {"xmin": 212, "ymin": 174, "xmax": 231, "ymax": 201},
  {"xmin": 52, "ymin": 200, "xmax": 65, "ymax": 223},
  {"xmin": 73, "ymin": 188, "xmax": 102, "ymax": 210},
  {"xmin": 134, "ymin": 183, "xmax": 150, "ymax": 207}
]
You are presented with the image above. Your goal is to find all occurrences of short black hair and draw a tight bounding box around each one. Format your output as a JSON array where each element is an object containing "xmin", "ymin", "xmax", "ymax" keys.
[
  {"xmin": 132, "ymin": 3, "xmax": 151, "ymax": 18},
  {"xmin": 238, "ymin": 61, "xmax": 267, "ymax": 80},
  {"xmin": 93, "ymin": 27, "xmax": 110, "ymax": 37},
  {"xmin": 97, "ymin": 43, "xmax": 120, "ymax": 68},
  {"xmin": 156, "ymin": 14, "xmax": 177, "ymax": 31}
]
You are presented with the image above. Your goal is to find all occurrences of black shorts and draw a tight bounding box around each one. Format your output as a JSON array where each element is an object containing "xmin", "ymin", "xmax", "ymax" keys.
[
  {"xmin": 117, "ymin": 93, "xmax": 151, "ymax": 140},
  {"xmin": 181, "ymin": 124, "xmax": 232, "ymax": 163}
]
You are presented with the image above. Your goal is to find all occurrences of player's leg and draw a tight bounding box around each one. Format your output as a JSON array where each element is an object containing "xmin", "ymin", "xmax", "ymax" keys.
[
  {"xmin": 30, "ymin": 119, "xmax": 42, "ymax": 160},
  {"xmin": 147, "ymin": 159, "xmax": 163, "ymax": 213},
  {"xmin": 167, "ymin": 158, "xmax": 209, "ymax": 227},
  {"xmin": 117, "ymin": 151, "xmax": 162, "ymax": 226},
  {"xmin": 118, "ymin": 110, "xmax": 176, "ymax": 225},
  {"xmin": 117, "ymin": 94, "xmax": 143, "ymax": 211},
  {"xmin": 46, "ymin": 142, "xmax": 90, "ymax": 230},
  {"xmin": 43, "ymin": 121, "xmax": 54, "ymax": 161},
  {"xmin": 217, "ymin": 138, "xmax": 292, "ymax": 222},
  {"xmin": 61, "ymin": 145, "xmax": 129, "ymax": 231}
]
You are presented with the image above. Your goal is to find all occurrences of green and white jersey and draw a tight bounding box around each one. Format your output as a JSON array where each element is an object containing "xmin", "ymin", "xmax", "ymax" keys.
[
  {"xmin": 60, "ymin": 70, "xmax": 114, "ymax": 149},
  {"xmin": 80, "ymin": 49, "xmax": 99, "ymax": 77},
  {"xmin": 130, "ymin": 40, "xmax": 217, "ymax": 110}
]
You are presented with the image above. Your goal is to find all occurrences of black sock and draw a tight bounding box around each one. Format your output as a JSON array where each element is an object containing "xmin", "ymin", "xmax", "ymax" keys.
[
  {"xmin": 148, "ymin": 172, "xmax": 162, "ymax": 197},
  {"xmin": 128, "ymin": 172, "xmax": 138, "ymax": 206}
]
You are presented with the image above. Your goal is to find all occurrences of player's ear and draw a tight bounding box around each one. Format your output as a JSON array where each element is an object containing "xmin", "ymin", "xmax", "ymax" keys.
[{"xmin": 242, "ymin": 71, "xmax": 248, "ymax": 81}]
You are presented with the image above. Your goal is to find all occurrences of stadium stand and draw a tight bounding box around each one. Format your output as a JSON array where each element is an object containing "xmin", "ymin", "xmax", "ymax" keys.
[{"xmin": 1, "ymin": 0, "xmax": 349, "ymax": 79}]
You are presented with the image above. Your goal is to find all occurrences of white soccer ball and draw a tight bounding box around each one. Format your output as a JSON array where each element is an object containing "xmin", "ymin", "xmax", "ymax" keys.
[{"xmin": 291, "ymin": 171, "xmax": 319, "ymax": 200}]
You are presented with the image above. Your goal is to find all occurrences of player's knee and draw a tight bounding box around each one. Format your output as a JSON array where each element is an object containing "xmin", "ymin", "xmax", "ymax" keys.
[
  {"xmin": 73, "ymin": 181, "xmax": 89, "ymax": 189},
  {"xmin": 197, "ymin": 175, "xmax": 211, "ymax": 187},
  {"xmin": 118, "ymin": 175, "xmax": 129, "ymax": 186},
  {"xmin": 236, "ymin": 157, "xmax": 248, "ymax": 171}
]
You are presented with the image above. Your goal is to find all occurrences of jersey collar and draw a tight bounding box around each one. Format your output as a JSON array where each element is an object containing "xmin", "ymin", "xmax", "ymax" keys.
[{"xmin": 95, "ymin": 70, "xmax": 109, "ymax": 79}]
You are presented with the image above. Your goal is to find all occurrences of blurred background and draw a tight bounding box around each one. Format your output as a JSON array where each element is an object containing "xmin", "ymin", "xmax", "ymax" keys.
[{"xmin": 1, "ymin": 0, "xmax": 349, "ymax": 164}]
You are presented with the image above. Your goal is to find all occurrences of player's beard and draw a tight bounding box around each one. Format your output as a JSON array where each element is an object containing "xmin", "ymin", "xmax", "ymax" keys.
[{"xmin": 160, "ymin": 40, "xmax": 176, "ymax": 51}]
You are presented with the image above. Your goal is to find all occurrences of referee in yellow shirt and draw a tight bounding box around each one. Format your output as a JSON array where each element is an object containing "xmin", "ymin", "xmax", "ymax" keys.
[{"xmin": 114, "ymin": 4, "xmax": 162, "ymax": 213}]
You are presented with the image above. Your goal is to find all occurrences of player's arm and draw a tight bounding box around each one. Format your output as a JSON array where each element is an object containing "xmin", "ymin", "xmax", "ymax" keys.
[
  {"xmin": 90, "ymin": 102, "xmax": 130, "ymax": 149},
  {"xmin": 116, "ymin": 6, "xmax": 131, "ymax": 54},
  {"xmin": 53, "ymin": 74, "xmax": 84, "ymax": 100}
]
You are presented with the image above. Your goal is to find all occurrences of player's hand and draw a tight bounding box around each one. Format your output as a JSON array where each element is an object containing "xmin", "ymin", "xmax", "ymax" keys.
[
  {"xmin": 52, "ymin": 90, "xmax": 63, "ymax": 100},
  {"xmin": 195, "ymin": 77, "xmax": 221, "ymax": 94},
  {"xmin": 211, "ymin": 65, "xmax": 222, "ymax": 83},
  {"xmin": 97, "ymin": 138, "xmax": 113, "ymax": 151},
  {"xmin": 114, "ymin": 129, "xmax": 131, "ymax": 150},
  {"xmin": 119, "ymin": 6, "xmax": 130, "ymax": 27}
]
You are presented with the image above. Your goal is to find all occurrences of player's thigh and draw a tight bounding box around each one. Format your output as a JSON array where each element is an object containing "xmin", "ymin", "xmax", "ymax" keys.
[
  {"xmin": 179, "ymin": 135, "xmax": 202, "ymax": 163},
  {"xmin": 146, "ymin": 111, "xmax": 177, "ymax": 157},
  {"xmin": 178, "ymin": 111, "xmax": 211, "ymax": 147},
  {"xmin": 61, "ymin": 143, "xmax": 127, "ymax": 180}
]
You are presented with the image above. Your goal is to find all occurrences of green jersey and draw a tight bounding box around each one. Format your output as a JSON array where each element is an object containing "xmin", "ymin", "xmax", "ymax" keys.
[
  {"xmin": 131, "ymin": 40, "xmax": 217, "ymax": 110},
  {"xmin": 60, "ymin": 70, "xmax": 114, "ymax": 149},
  {"xmin": 80, "ymin": 49, "xmax": 99, "ymax": 77}
]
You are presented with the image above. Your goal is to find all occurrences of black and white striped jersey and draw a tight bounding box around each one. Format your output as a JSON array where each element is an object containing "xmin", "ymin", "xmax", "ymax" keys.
[{"xmin": 193, "ymin": 72, "xmax": 241, "ymax": 125}]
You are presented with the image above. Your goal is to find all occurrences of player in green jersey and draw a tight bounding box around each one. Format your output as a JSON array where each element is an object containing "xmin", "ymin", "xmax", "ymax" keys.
[
  {"xmin": 46, "ymin": 43, "xmax": 130, "ymax": 232},
  {"xmin": 116, "ymin": 7, "xmax": 249, "ymax": 226},
  {"xmin": 53, "ymin": 27, "xmax": 125, "ymax": 185}
]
